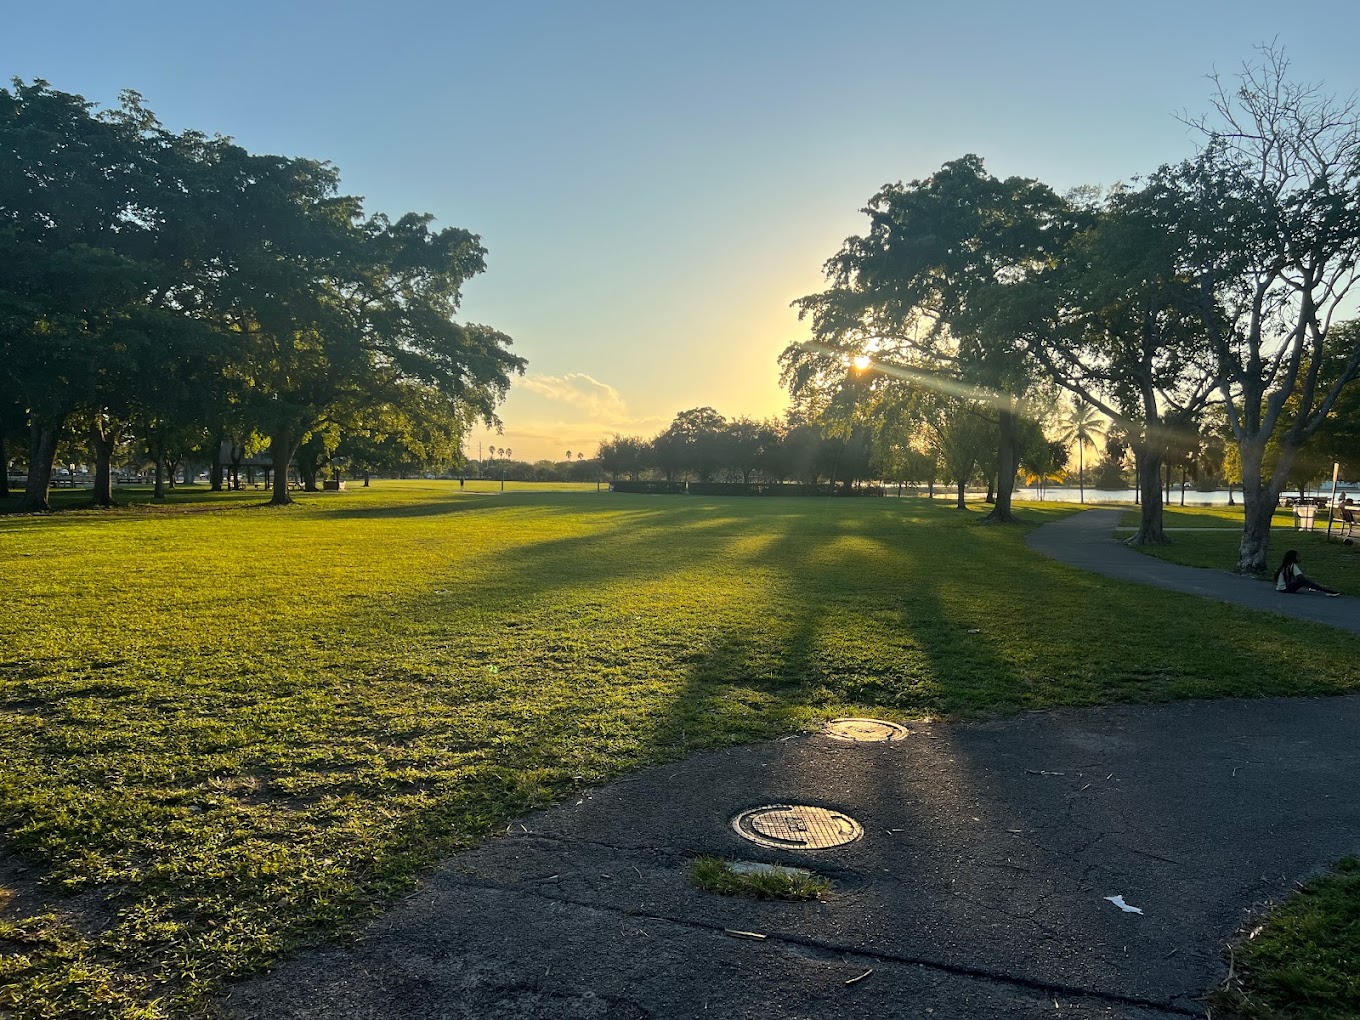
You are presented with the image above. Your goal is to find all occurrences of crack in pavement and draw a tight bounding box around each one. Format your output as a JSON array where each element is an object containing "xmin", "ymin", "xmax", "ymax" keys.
[
  {"xmin": 430, "ymin": 866, "xmax": 1203, "ymax": 1016},
  {"xmin": 227, "ymin": 695, "xmax": 1360, "ymax": 1019}
]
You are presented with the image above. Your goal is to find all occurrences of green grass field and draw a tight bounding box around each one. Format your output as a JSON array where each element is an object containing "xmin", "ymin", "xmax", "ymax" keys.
[{"xmin": 3, "ymin": 484, "xmax": 1358, "ymax": 1018}]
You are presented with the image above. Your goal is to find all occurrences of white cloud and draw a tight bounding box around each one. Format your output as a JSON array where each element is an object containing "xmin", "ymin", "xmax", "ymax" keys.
[
  {"xmin": 516, "ymin": 372, "xmax": 628, "ymax": 420},
  {"xmin": 470, "ymin": 372, "xmax": 671, "ymax": 460}
]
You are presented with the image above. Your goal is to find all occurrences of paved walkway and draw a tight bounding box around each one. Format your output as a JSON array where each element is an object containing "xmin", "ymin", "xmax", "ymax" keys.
[{"xmin": 1027, "ymin": 508, "xmax": 1360, "ymax": 634}]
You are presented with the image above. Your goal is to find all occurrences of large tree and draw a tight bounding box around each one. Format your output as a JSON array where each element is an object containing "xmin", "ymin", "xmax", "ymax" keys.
[
  {"xmin": 655, "ymin": 407, "xmax": 729, "ymax": 482},
  {"xmin": 918, "ymin": 396, "xmax": 997, "ymax": 510},
  {"xmin": 2, "ymin": 81, "xmax": 522, "ymax": 512},
  {"xmin": 997, "ymin": 181, "xmax": 1218, "ymax": 543},
  {"xmin": 0, "ymin": 81, "xmax": 157, "ymax": 510},
  {"xmin": 786, "ymin": 155, "xmax": 1073, "ymax": 522},
  {"xmin": 1170, "ymin": 47, "xmax": 1360, "ymax": 571}
]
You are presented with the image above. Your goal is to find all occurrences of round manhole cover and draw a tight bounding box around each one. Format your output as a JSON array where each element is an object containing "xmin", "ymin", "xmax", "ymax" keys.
[
  {"xmin": 732, "ymin": 805, "xmax": 864, "ymax": 850},
  {"xmin": 823, "ymin": 717, "xmax": 910, "ymax": 742}
]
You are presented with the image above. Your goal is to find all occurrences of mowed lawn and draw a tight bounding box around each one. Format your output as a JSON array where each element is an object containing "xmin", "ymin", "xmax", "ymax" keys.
[
  {"xmin": 3, "ymin": 485, "xmax": 1359, "ymax": 1018},
  {"xmin": 1122, "ymin": 505, "xmax": 1360, "ymax": 593}
]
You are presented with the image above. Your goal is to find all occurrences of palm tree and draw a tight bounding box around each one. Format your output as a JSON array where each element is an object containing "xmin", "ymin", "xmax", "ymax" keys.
[{"xmin": 1059, "ymin": 401, "xmax": 1105, "ymax": 504}]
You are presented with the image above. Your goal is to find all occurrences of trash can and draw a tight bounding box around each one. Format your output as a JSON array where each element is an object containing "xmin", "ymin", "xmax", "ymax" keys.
[{"xmin": 1295, "ymin": 504, "xmax": 1317, "ymax": 531}]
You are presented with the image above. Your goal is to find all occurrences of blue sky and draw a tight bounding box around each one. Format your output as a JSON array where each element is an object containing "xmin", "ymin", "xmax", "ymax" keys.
[{"xmin": 6, "ymin": 2, "xmax": 1359, "ymax": 460}]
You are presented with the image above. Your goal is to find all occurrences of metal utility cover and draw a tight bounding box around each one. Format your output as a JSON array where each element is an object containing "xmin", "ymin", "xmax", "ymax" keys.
[
  {"xmin": 823, "ymin": 717, "xmax": 910, "ymax": 742},
  {"xmin": 731, "ymin": 805, "xmax": 864, "ymax": 850}
]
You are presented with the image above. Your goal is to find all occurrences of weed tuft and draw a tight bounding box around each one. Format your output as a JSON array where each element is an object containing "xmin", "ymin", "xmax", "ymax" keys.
[{"xmin": 687, "ymin": 856, "xmax": 830, "ymax": 901}]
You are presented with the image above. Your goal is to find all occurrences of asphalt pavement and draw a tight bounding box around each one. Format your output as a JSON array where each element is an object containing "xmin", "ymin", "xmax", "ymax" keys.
[{"xmin": 223, "ymin": 695, "xmax": 1360, "ymax": 1019}]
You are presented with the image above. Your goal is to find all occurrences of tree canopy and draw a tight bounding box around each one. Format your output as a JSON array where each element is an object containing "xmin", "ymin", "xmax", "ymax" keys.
[{"xmin": 1, "ymin": 79, "xmax": 523, "ymax": 510}]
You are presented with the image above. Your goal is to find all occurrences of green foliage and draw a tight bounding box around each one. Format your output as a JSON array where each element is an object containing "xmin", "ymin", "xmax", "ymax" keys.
[
  {"xmin": 0, "ymin": 80, "xmax": 521, "ymax": 511},
  {"xmin": 2, "ymin": 485, "xmax": 1359, "ymax": 1018},
  {"xmin": 783, "ymin": 155, "xmax": 1076, "ymax": 520},
  {"xmin": 1210, "ymin": 858, "xmax": 1360, "ymax": 1020},
  {"xmin": 1298, "ymin": 337, "xmax": 1360, "ymax": 480},
  {"xmin": 686, "ymin": 857, "xmax": 830, "ymax": 901}
]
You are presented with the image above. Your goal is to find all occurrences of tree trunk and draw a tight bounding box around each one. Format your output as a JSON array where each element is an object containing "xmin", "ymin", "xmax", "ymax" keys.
[
  {"xmin": 210, "ymin": 434, "xmax": 225, "ymax": 491},
  {"xmin": 982, "ymin": 410, "xmax": 1019, "ymax": 523},
  {"xmin": 1180, "ymin": 465, "xmax": 1187, "ymax": 507},
  {"xmin": 955, "ymin": 478, "xmax": 966, "ymax": 509},
  {"xmin": 269, "ymin": 430, "xmax": 294, "ymax": 506},
  {"xmin": 1227, "ymin": 483, "xmax": 1235, "ymax": 506},
  {"xmin": 152, "ymin": 437, "xmax": 167, "ymax": 499},
  {"xmin": 22, "ymin": 418, "xmax": 63, "ymax": 512},
  {"xmin": 90, "ymin": 417, "xmax": 117, "ymax": 508},
  {"xmin": 1125, "ymin": 448, "xmax": 1168, "ymax": 545},
  {"xmin": 1238, "ymin": 490, "xmax": 1276, "ymax": 575},
  {"xmin": 363, "ymin": 471, "xmax": 371, "ymax": 487},
  {"xmin": 1236, "ymin": 438, "xmax": 1286, "ymax": 574},
  {"xmin": 0, "ymin": 427, "xmax": 8, "ymax": 499},
  {"xmin": 1078, "ymin": 443, "xmax": 1085, "ymax": 504}
]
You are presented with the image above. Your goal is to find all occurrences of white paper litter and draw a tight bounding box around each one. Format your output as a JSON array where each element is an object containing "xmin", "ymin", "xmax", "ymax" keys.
[{"xmin": 1104, "ymin": 895, "xmax": 1144, "ymax": 914}]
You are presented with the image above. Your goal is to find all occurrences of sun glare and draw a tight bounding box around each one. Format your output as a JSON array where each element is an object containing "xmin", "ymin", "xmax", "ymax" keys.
[{"xmin": 852, "ymin": 354, "xmax": 872, "ymax": 370}]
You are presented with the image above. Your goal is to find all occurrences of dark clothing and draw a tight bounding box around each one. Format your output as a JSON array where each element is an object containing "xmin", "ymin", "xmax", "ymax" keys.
[
  {"xmin": 1276, "ymin": 563, "xmax": 1339, "ymax": 595},
  {"xmin": 1282, "ymin": 576, "xmax": 1335, "ymax": 594}
]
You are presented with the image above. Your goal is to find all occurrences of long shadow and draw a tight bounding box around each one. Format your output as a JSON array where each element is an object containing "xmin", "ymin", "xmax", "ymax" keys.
[
  {"xmin": 7, "ymin": 492, "xmax": 1350, "ymax": 1014},
  {"xmin": 316, "ymin": 488, "xmax": 621, "ymax": 521}
]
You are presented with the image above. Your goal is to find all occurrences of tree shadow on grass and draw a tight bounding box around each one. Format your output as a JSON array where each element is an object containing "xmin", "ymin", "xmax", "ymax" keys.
[{"xmin": 9, "ymin": 493, "xmax": 1360, "ymax": 1015}]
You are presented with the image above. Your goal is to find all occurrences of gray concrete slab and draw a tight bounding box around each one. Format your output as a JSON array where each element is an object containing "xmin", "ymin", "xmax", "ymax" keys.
[
  {"xmin": 1026, "ymin": 509, "xmax": 1360, "ymax": 634},
  {"xmin": 223, "ymin": 696, "xmax": 1360, "ymax": 1020}
]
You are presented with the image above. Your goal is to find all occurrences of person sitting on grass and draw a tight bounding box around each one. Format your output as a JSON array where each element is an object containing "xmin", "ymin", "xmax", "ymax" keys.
[{"xmin": 1274, "ymin": 549, "xmax": 1341, "ymax": 596}]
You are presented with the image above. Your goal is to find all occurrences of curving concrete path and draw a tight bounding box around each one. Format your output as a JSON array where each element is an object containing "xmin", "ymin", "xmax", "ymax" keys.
[{"xmin": 1027, "ymin": 508, "xmax": 1360, "ymax": 634}]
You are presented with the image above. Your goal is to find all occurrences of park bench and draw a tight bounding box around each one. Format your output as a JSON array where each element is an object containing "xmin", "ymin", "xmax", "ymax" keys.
[{"xmin": 1339, "ymin": 509, "xmax": 1358, "ymax": 541}]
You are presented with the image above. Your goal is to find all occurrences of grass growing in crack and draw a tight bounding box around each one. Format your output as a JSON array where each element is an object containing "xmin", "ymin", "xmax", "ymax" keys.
[
  {"xmin": 687, "ymin": 857, "xmax": 830, "ymax": 901},
  {"xmin": 2, "ymin": 483, "xmax": 1358, "ymax": 1018},
  {"xmin": 1209, "ymin": 858, "xmax": 1360, "ymax": 1020}
]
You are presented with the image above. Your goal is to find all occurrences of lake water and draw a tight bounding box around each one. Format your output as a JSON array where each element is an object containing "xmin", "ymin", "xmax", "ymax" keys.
[
  {"xmin": 913, "ymin": 484, "xmax": 1327, "ymax": 505},
  {"xmin": 1017, "ymin": 487, "xmax": 1238, "ymax": 505}
]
